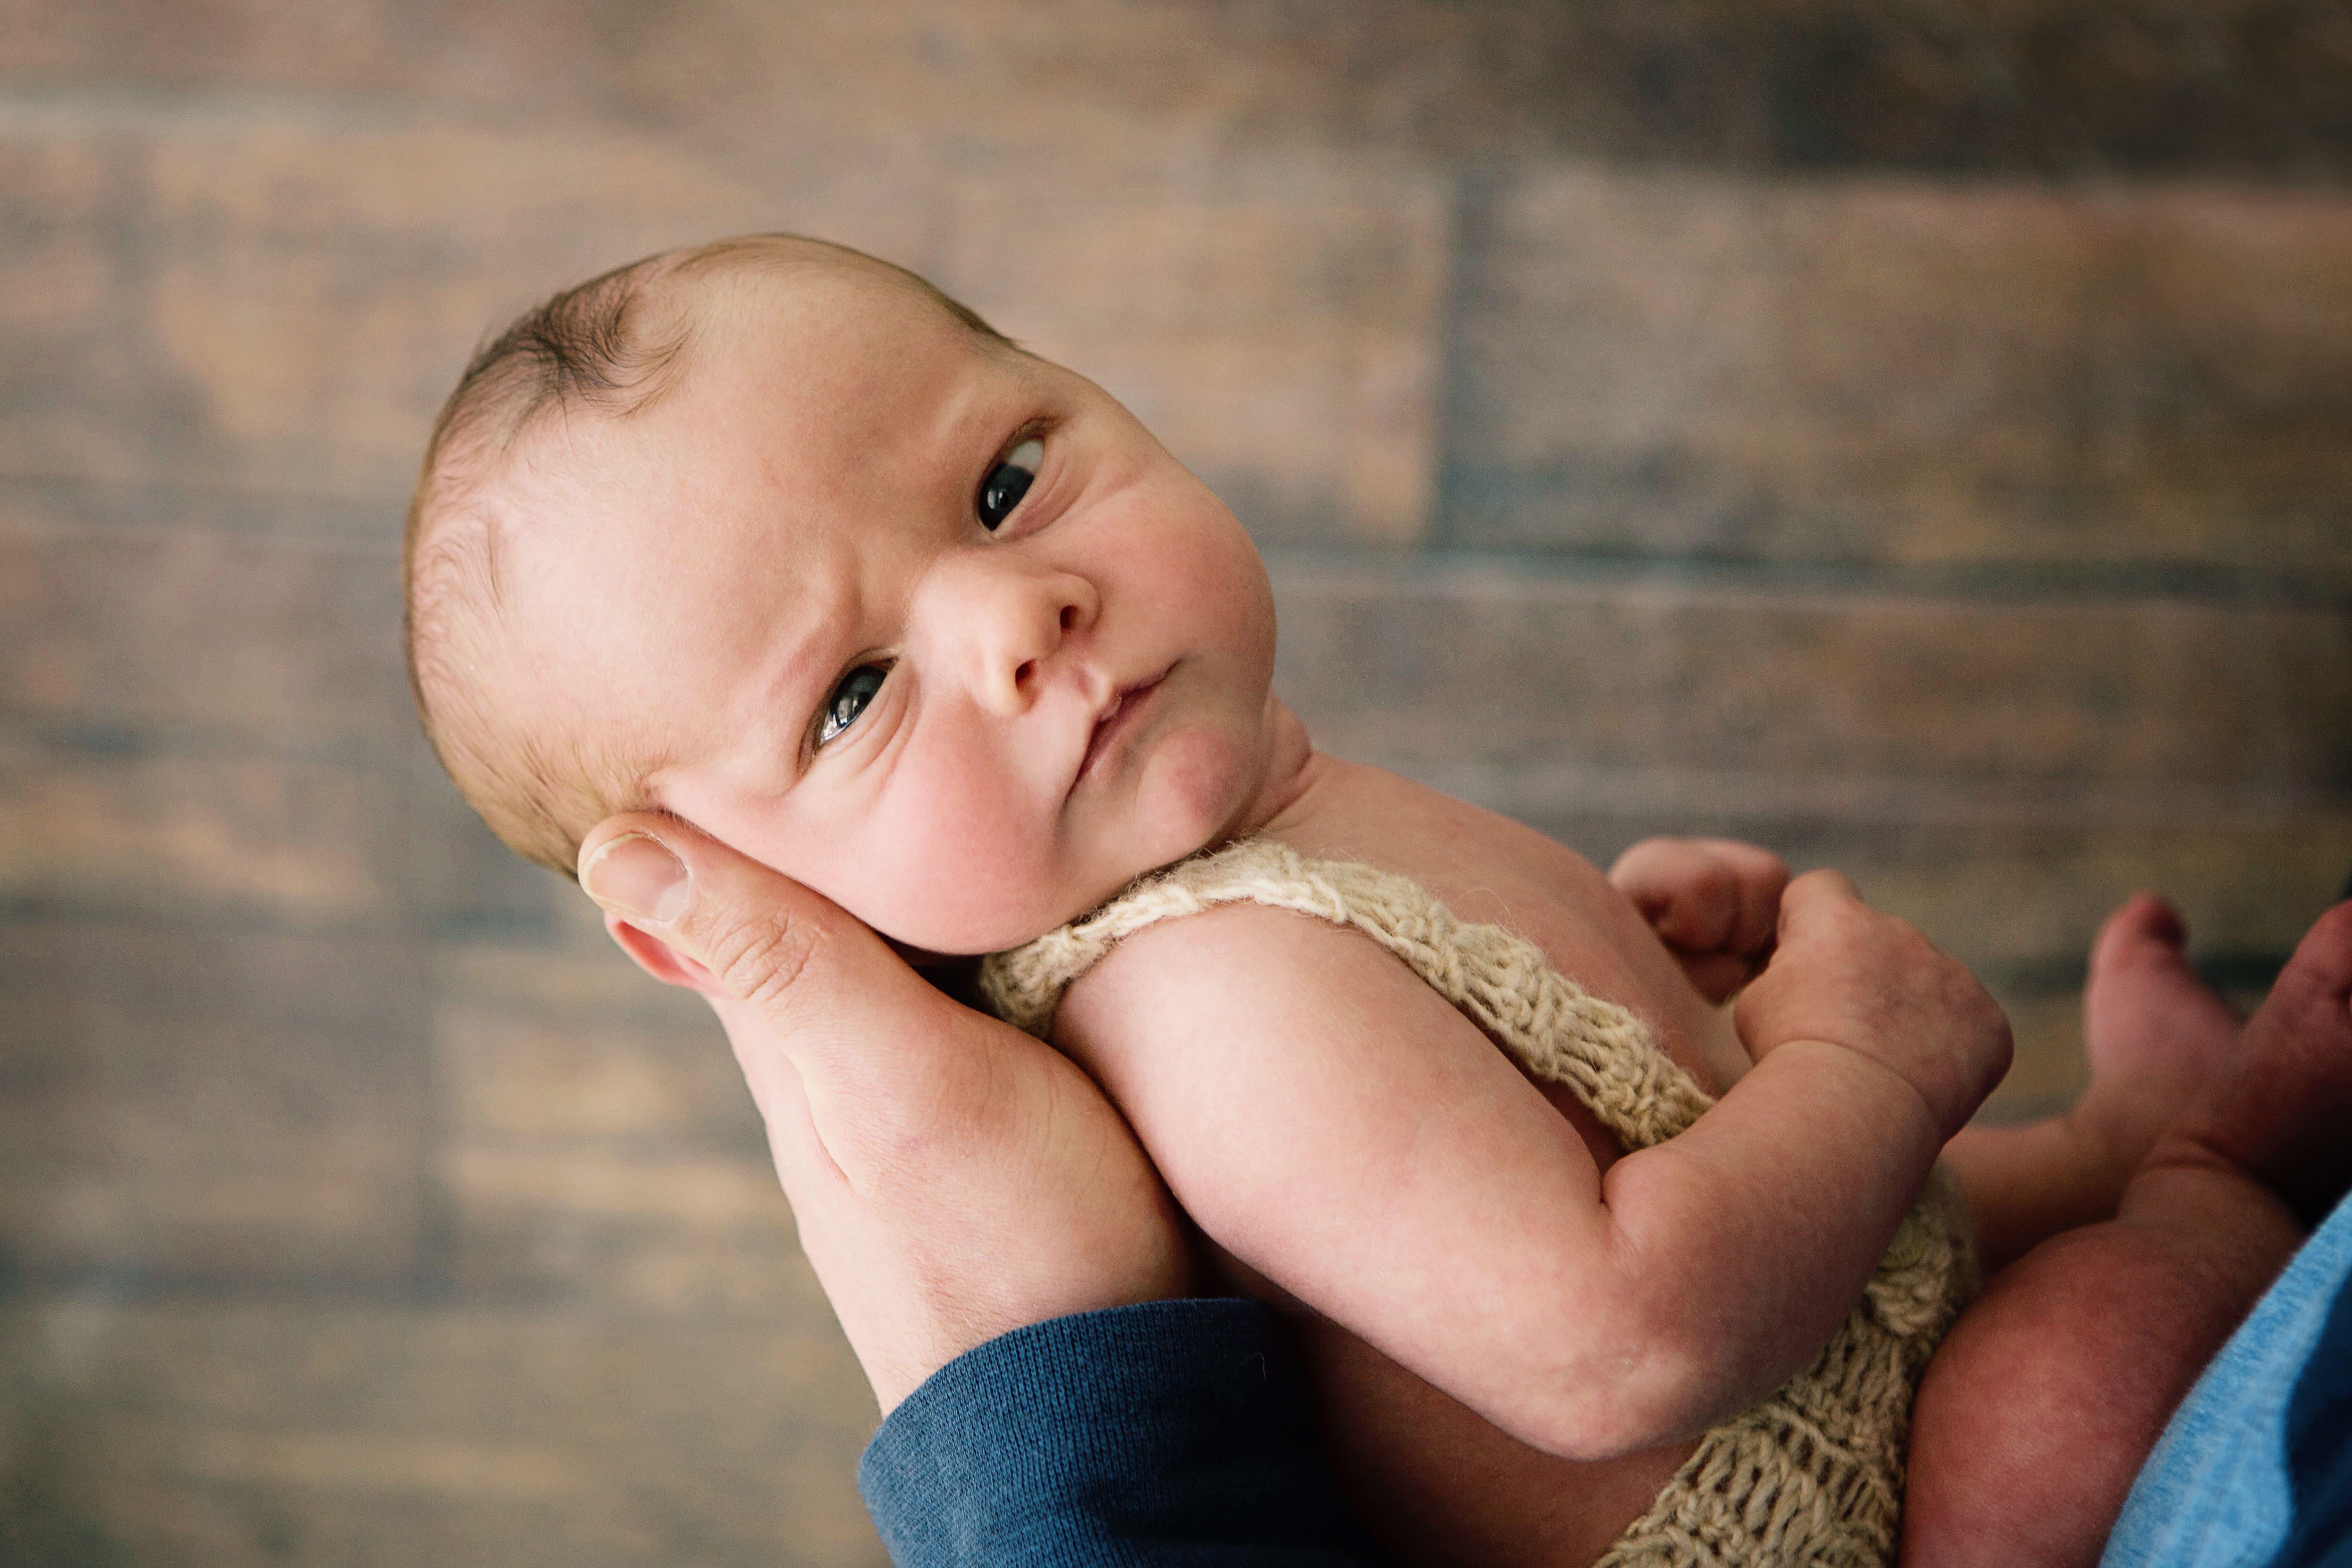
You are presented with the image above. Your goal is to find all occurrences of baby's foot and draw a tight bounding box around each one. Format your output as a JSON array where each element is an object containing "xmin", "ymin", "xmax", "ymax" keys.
[
  {"xmin": 2067, "ymin": 895, "xmax": 2244, "ymax": 1196},
  {"xmin": 2161, "ymin": 899, "xmax": 2352, "ymax": 1226}
]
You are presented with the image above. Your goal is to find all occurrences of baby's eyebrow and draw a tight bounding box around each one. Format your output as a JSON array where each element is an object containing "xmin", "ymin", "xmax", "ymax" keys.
[{"xmin": 928, "ymin": 365, "xmax": 1042, "ymax": 468}]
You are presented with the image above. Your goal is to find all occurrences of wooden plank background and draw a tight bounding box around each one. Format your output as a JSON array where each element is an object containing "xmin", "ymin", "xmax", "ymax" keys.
[{"xmin": 3, "ymin": 3, "xmax": 2349, "ymax": 1563}]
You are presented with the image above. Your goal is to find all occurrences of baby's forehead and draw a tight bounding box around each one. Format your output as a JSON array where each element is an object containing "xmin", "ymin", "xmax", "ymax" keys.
[
  {"xmin": 676, "ymin": 247, "xmax": 998, "ymax": 368},
  {"xmin": 478, "ymin": 317, "xmax": 883, "ymax": 628},
  {"xmin": 490, "ymin": 249, "xmax": 1045, "ymax": 593},
  {"xmin": 505, "ymin": 272, "xmax": 938, "ymax": 471},
  {"xmin": 687, "ymin": 276, "xmax": 1021, "ymax": 449}
]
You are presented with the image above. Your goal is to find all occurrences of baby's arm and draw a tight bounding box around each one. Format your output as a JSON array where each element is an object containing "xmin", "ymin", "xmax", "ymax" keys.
[{"xmin": 1054, "ymin": 871, "xmax": 2011, "ymax": 1462}]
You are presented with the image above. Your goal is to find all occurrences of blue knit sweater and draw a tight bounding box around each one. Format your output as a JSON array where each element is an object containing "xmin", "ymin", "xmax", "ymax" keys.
[{"xmin": 859, "ymin": 1298, "xmax": 1381, "ymax": 1566}]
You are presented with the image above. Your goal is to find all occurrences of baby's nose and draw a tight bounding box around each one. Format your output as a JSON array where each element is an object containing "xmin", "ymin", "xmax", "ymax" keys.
[{"xmin": 928, "ymin": 554, "xmax": 1098, "ymax": 715}]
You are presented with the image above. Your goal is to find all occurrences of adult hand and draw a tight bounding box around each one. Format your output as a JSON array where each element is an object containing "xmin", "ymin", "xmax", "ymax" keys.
[
  {"xmin": 576, "ymin": 812, "xmax": 1190, "ymax": 1412},
  {"xmin": 1733, "ymin": 870, "xmax": 2014, "ymax": 1142}
]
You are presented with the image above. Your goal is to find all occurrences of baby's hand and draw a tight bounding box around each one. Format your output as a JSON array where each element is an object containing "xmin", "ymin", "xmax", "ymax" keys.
[
  {"xmin": 1735, "ymin": 870, "xmax": 2014, "ymax": 1140},
  {"xmin": 1609, "ymin": 837, "xmax": 1790, "ymax": 1003}
]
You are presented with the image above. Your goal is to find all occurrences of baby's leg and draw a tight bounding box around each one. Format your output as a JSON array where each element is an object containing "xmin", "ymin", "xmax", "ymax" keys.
[
  {"xmin": 1902, "ymin": 898, "xmax": 2352, "ymax": 1568},
  {"xmin": 1942, "ymin": 894, "xmax": 2244, "ymax": 1271}
]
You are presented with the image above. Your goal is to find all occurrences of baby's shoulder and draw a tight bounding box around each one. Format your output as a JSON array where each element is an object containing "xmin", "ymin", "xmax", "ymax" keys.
[
  {"xmin": 1048, "ymin": 890, "xmax": 1488, "ymax": 1079},
  {"xmin": 1063, "ymin": 889, "xmax": 1409, "ymax": 1019}
]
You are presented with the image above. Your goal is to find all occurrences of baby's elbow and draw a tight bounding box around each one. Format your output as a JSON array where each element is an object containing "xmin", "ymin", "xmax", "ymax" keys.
[
  {"xmin": 1496, "ymin": 1317, "xmax": 1731, "ymax": 1462},
  {"xmin": 1505, "ymin": 1378, "xmax": 1716, "ymax": 1464}
]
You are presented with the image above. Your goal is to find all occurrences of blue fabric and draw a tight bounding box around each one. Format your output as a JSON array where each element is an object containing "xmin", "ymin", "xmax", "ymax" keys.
[
  {"xmin": 862, "ymin": 1209, "xmax": 2352, "ymax": 1568},
  {"xmin": 2272, "ymin": 1234, "xmax": 2352, "ymax": 1568},
  {"xmin": 2104, "ymin": 1194, "xmax": 2352, "ymax": 1568},
  {"xmin": 858, "ymin": 1297, "xmax": 1381, "ymax": 1567}
]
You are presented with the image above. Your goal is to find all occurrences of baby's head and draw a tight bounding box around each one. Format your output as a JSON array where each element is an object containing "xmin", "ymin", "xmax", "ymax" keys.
[{"xmin": 407, "ymin": 235, "xmax": 1289, "ymax": 955}]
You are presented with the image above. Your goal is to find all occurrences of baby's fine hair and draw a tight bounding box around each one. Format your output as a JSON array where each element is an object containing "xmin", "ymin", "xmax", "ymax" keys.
[{"xmin": 403, "ymin": 234, "xmax": 1011, "ymax": 879}]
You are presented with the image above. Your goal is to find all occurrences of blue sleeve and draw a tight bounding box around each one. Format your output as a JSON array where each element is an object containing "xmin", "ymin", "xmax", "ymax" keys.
[
  {"xmin": 857, "ymin": 1297, "xmax": 1385, "ymax": 1567},
  {"xmin": 2102, "ymin": 1194, "xmax": 2352, "ymax": 1568},
  {"xmin": 2272, "ymin": 1253, "xmax": 2352, "ymax": 1568}
]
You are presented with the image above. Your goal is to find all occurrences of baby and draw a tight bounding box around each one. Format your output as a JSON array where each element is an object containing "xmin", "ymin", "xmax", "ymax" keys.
[{"xmin": 405, "ymin": 235, "xmax": 2350, "ymax": 1566}]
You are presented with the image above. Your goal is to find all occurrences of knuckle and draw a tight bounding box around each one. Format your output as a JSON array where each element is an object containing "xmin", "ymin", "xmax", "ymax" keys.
[
  {"xmin": 1974, "ymin": 989, "xmax": 2014, "ymax": 1040},
  {"xmin": 711, "ymin": 909, "xmax": 827, "ymax": 1012}
]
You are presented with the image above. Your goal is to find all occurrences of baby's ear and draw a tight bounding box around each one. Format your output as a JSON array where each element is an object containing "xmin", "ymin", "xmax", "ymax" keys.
[{"xmin": 604, "ymin": 911, "xmax": 727, "ymax": 996}]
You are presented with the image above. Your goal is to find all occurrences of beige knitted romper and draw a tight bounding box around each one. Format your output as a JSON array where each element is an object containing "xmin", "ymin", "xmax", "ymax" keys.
[{"xmin": 982, "ymin": 838, "xmax": 1976, "ymax": 1568}]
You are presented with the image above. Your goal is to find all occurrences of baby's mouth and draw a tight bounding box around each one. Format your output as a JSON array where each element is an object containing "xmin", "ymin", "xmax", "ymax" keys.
[{"xmin": 1078, "ymin": 671, "xmax": 1168, "ymax": 786}]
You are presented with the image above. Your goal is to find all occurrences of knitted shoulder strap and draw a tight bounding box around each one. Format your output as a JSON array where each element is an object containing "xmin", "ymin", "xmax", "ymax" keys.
[{"xmin": 979, "ymin": 838, "xmax": 1717, "ymax": 1152}]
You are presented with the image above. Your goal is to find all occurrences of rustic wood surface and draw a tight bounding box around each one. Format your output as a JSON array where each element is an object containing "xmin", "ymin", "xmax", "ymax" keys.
[{"xmin": 3, "ymin": 3, "xmax": 2349, "ymax": 1563}]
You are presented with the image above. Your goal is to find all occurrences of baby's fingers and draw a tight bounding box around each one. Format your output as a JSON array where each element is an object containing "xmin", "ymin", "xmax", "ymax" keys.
[
  {"xmin": 1700, "ymin": 838, "xmax": 1788, "ymax": 960},
  {"xmin": 1740, "ymin": 869, "xmax": 2012, "ymax": 1136},
  {"xmin": 1612, "ymin": 838, "xmax": 1732, "ymax": 949},
  {"xmin": 1679, "ymin": 951, "xmax": 1767, "ymax": 1005},
  {"xmin": 1611, "ymin": 837, "xmax": 1789, "ymax": 960}
]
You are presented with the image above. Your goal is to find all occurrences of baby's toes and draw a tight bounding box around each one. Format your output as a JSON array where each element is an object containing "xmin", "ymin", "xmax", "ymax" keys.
[
  {"xmin": 2264, "ymin": 899, "xmax": 2352, "ymax": 1039},
  {"xmin": 2088, "ymin": 893, "xmax": 2190, "ymax": 984},
  {"xmin": 2198, "ymin": 900, "xmax": 2352, "ymax": 1225}
]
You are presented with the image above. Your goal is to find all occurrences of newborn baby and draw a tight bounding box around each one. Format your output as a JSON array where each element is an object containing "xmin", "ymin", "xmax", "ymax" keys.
[{"xmin": 406, "ymin": 235, "xmax": 2334, "ymax": 1566}]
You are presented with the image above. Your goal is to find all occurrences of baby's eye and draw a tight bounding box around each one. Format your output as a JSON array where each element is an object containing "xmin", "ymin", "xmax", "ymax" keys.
[
  {"xmin": 976, "ymin": 437, "xmax": 1044, "ymax": 531},
  {"xmin": 818, "ymin": 664, "xmax": 889, "ymax": 747}
]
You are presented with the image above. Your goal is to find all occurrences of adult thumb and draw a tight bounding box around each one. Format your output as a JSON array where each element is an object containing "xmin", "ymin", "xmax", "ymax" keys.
[
  {"xmin": 574, "ymin": 814, "xmax": 1112, "ymax": 1234},
  {"xmin": 576, "ymin": 812, "xmax": 951, "ymax": 1075}
]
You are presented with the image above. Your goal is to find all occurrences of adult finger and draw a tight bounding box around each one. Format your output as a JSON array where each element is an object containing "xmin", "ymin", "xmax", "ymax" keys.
[
  {"xmin": 576, "ymin": 811, "xmax": 989, "ymax": 1142},
  {"xmin": 584, "ymin": 813, "xmax": 859, "ymax": 1019},
  {"xmin": 576, "ymin": 811, "xmax": 1191, "ymax": 1404}
]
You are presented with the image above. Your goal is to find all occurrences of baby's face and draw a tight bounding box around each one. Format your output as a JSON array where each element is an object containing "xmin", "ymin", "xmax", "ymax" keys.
[{"xmin": 496, "ymin": 265, "xmax": 1285, "ymax": 952}]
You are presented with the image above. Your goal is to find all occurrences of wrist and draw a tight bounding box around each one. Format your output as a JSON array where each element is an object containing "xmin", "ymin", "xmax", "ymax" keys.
[{"xmin": 1767, "ymin": 1036, "xmax": 1953, "ymax": 1150}]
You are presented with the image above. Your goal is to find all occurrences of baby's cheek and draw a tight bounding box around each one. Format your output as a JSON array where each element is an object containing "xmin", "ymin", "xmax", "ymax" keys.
[{"xmin": 866, "ymin": 760, "xmax": 1070, "ymax": 954}]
